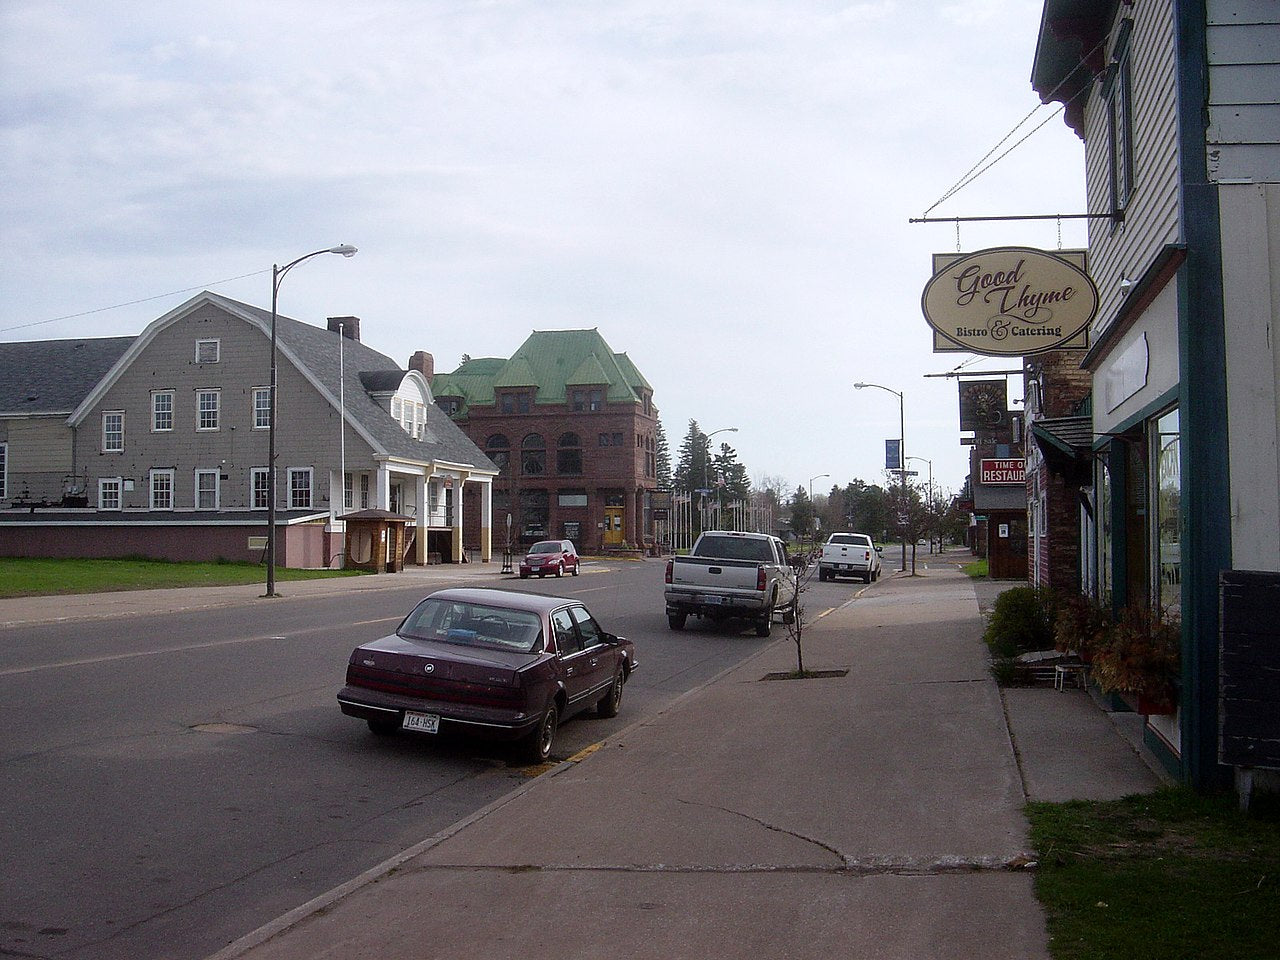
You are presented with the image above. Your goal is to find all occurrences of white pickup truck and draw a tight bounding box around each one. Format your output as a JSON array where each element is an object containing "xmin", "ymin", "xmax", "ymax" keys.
[
  {"xmin": 818, "ymin": 532, "xmax": 882, "ymax": 583},
  {"xmin": 664, "ymin": 530, "xmax": 798, "ymax": 636}
]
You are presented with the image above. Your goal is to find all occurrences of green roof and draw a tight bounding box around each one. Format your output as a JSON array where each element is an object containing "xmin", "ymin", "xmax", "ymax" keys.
[{"xmin": 436, "ymin": 329, "xmax": 651, "ymax": 416}]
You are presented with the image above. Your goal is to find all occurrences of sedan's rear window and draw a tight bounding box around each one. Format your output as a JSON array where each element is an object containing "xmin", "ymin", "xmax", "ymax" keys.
[{"xmin": 398, "ymin": 599, "xmax": 543, "ymax": 653}]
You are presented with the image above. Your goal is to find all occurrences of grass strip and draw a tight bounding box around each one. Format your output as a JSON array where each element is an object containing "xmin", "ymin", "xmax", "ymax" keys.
[
  {"xmin": 1027, "ymin": 786, "xmax": 1280, "ymax": 960},
  {"xmin": 0, "ymin": 557, "xmax": 362, "ymax": 597}
]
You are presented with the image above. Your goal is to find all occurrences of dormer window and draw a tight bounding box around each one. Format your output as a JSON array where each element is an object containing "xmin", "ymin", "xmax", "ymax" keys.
[
  {"xmin": 501, "ymin": 392, "xmax": 532, "ymax": 414},
  {"xmin": 572, "ymin": 389, "xmax": 604, "ymax": 412}
]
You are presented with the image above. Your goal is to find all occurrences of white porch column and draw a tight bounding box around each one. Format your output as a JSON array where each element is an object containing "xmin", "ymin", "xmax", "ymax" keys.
[
  {"xmin": 376, "ymin": 464, "xmax": 391, "ymax": 510},
  {"xmin": 451, "ymin": 473, "xmax": 465, "ymax": 563},
  {"xmin": 415, "ymin": 473, "xmax": 427, "ymax": 565},
  {"xmin": 479, "ymin": 478, "xmax": 492, "ymax": 562}
]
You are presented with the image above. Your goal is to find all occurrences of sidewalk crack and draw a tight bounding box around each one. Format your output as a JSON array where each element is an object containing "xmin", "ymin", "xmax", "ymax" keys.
[{"xmin": 674, "ymin": 798, "xmax": 846, "ymax": 865}]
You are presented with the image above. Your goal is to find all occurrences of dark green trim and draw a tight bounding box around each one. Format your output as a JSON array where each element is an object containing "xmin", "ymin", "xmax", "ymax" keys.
[
  {"xmin": 1108, "ymin": 442, "xmax": 1129, "ymax": 612},
  {"xmin": 1092, "ymin": 386, "xmax": 1181, "ymax": 445},
  {"xmin": 1144, "ymin": 725, "xmax": 1183, "ymax": 780},
  {"xmin": 1174, "ymin": 0, "xmax": 1232, "ymax": 792}
]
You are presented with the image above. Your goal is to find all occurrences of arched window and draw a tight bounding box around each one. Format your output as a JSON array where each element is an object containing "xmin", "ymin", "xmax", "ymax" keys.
[
  {"xmin": 557, "ymin": 433, "xmax": 582, "ymax": 475},
  {"xmin": 487, "ymin": 434, "xmax": 510, "ymax": 472},
  {"xmin": 522, "ymin": 433, "xmax": 546, "ymax": 475}
]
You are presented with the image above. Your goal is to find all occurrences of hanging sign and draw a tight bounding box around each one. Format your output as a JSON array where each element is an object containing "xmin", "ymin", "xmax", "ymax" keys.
[
  {"xmin": 980, "ymin": 458, "xmax": 1026, "ymax": 485},
  {"xmin": 922, "ymin": 247, "xmax": 1095, "ymax": 356}
]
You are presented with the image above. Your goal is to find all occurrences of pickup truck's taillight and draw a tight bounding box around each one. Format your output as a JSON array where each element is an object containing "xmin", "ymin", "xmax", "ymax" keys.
[
  {"xmin": 756, "ymin": 565, "xmax": 767, "ymax": 591},
  {"xmin": 665, "ymin": 560, "xmax": 673, "ymax": 584}
]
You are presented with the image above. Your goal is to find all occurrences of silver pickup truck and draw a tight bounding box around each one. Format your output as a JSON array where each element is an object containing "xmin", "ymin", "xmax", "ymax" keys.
[{"xmin": 664, "ymin": 530, "xmax": 798, "ymax": 636}]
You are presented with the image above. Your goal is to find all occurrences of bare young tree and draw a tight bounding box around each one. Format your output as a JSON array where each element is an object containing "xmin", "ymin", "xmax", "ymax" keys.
[{"xmin": 782, "ymin": 548, "xmax": 819, "ymax": 677}]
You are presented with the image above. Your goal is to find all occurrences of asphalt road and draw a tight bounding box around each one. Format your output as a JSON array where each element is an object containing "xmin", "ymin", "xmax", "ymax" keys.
[{"xmin": 0, "ymin": 558, "xmax": 867, "ymax": 960}]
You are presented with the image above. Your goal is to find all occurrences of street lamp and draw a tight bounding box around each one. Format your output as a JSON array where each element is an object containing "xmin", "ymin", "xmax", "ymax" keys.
[
  {"xmin": 854, "ymin": 381, "xmax": 907, "ymax": 571},
  {"xmin": 700, "ymin": 427, "xmax": 738, "ymax": 531},
  {"xmin": 265, "ymin": 244, "xmax": 358, "ymax": 597}
]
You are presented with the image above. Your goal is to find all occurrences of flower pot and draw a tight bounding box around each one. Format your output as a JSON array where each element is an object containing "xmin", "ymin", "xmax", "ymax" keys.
[{"xmin": 1138, "ymin": 692, "xmax": 1176, "ymax": 715}]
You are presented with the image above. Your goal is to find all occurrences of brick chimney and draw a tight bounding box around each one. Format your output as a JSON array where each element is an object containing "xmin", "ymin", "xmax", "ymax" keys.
[
  {"xmin": 409, "ymin": 350, "xmax": 434, "ymax": 383},
  {"xmin": 327, "ymin": 316, "xmax": 360, "ymax": 341}
]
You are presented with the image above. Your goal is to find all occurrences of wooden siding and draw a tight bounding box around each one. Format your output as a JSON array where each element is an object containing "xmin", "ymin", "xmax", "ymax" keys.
[
  {"xmin": 73, "ymin": 302, "xmax": 371, "ymax": 512},
  {"xmin": 1, "ymin": 417, "xmax": 76, "ymax": 503},
  {"xmin": 1207, "ymin": 0, "xmax": 1280, "ymax": 182},
  {"xmin": 1084, "ymin": 0, "xmax": 1181, "ymax": 338}
]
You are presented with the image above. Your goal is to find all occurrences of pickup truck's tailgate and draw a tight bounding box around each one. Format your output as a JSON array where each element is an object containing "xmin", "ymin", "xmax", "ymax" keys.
[{"xmin": 669, "ymin": 556, "xmax": 761, "ymax": 594}]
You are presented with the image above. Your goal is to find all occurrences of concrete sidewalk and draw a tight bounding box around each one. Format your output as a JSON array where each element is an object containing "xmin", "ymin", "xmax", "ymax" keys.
[{"xmin": 204, "ymin": 552, "xmax": 1166, "ymax": 960}]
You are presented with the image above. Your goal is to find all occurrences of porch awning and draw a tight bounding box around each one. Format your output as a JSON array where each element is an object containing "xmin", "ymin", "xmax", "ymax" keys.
[{"xmin": 1031, "ymin": 416, "xmax": 1094, "ymax": 475}]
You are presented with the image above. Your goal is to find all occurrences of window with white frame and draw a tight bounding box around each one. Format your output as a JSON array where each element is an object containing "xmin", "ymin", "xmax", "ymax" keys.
[
  {"xmin": 251, "ymin": 468, "xmax": 270, "ymax": 510},
  {"xmin": 253, "ymin": 387, "xmax": 271, "ymax": 429},
  {"xmin": 196, "ymin": 339, "xmax": 220, "ymax": 363},
  {"xmin": 195, "ymin": 469, "xmax": 220, "ymax": 510},
  {"xmin": 288, "ymin": 468, "xmax": 312, "ymax": 509},
  {"xmin": 196, "ymin": 390, "xmax": 220, "ymax": 431},
  {"xmin": 343, "ymin": 472, "xmax": 354, "ymax": 511},
  {"xmin": 360, "ymin": 474, "xmax": 370, "ymax": 509},
  {"xmin": 0, "ymin": 442, "xmax": 7, "ymax": 499},
  {"xmin": 152, "ymin": 391, "xmax": 174, "ymax": 432},
  {"xmin": 103, "ymin": 411, "xmax": 124, "ymax": 452},
  {"xmin": 99, "ymin": 477, "xmax": 122, "ymax": 510},
  {"xmin": 150, "ymin": 469, "xmax": 175, "ymax": 509}
]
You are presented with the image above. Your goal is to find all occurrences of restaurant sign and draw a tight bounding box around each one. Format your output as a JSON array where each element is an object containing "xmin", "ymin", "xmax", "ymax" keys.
[
  {"xmin": 922, "ymin": 247, "xmax": 1096, "ymax": 356},
  {"xmin": 980, "ymin": 458, "xmax": 1026, "ymax": 485}
]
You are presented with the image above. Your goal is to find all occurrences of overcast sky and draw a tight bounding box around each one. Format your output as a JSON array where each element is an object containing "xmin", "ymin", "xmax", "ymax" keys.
[{"xmin": 0, "ymin": 0, "xmax": 1087, "ymax": 501}]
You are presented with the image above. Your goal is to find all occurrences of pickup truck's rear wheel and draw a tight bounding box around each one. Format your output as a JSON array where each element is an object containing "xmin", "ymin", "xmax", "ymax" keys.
[
  {"xmin": 819, "ymin": 568, "xmax": 829, "ymax": 582},
  {"xmin": 668, "ymin": 613, "xmax": 687, "ymax": 630},
  {"xmin": 755, "ymin": 594, "xmax": 775, "ymax": 637}
]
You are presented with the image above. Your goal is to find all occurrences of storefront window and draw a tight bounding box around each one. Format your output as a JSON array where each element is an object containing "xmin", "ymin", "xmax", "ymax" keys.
[{"xmin": 1153, "ymin": 408, "xmax": 1181, "ymax": 614}]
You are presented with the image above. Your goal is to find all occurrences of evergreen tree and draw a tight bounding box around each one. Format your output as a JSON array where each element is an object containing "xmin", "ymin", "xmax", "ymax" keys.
[
  {"xmin": 789, "ymin": 485, "xmax": 815, "ymax": 542},
  {"xmin": 712, "ymin": 442, "xmax": 750, "ymax": 500},
  {"xmin": 655, "ymin": 419, "xmax": 672, "ymax": 490},
  {"xmin": 673, "ymin": 420, "xmax": 708, "ymax": 495}
]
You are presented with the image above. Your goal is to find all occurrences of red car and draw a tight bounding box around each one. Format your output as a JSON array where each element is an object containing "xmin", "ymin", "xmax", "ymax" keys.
[
  {"xmin": 337, "ymin": 588, "xmax": 636, "ymax": 762},
  {"xmin": 519, "ymin": 539, "xmax": 581, "ymax": 578}
]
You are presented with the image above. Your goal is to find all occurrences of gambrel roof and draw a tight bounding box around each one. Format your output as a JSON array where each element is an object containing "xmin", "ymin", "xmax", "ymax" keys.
[
  {"xmin": 64, "ymin": 292, "xmax": 495, "ymax": 474},
  {"xmin": 0, "ymin": 336, "xmax": 134, "ymax": 416}
]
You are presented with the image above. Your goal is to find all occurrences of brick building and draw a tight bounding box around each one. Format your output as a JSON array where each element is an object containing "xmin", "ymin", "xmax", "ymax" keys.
[
  {"xmin": 1026, "ymin": 349, "xmax": 1093, "ymax": 593},
  {"xmin": 431, "ymin": 329, "xmax": 659, "ymax": 554}
]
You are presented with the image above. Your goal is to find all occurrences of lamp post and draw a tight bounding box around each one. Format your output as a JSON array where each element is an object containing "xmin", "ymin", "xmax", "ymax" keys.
[
  {"xmin": 808, "ymin": 473, "xmax": 829, "ymax": 545},
  {"xmin": 907, "ymin": 456, "xmax": 934, "ymax": 553},
  {"xmin": 854, "ymin": 381, "xmax": 906, "ymax": 571},
  {"xmin": 700, "ymin": 427, "xmax": 738, "ymax": 532},
  {"xmin": 265, "ymin": 244, "xmax": 358, "ymax": 597}
]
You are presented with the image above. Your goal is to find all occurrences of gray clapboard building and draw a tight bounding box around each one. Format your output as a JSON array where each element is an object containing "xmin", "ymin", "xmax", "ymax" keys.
[{"xmin": 0, "ymin": 292, "xmax": 497, "ymax": 567}]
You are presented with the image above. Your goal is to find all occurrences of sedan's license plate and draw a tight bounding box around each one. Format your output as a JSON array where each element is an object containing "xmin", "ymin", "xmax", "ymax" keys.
[{"xmin": 402, "ymin": 711, "xmax": 440, "ymax": 734}]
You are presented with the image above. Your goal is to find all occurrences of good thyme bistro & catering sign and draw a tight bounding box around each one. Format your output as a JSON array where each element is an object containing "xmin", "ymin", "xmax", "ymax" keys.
[{"xmin": 921, "ymin": 247, "xmax": 1097, "ymax": 356}]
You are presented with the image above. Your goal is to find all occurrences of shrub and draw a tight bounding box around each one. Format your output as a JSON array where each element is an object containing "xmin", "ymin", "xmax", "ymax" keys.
[{"xmin": 983, "ymin": 585, "xmax": 1057, "ymax": 659}]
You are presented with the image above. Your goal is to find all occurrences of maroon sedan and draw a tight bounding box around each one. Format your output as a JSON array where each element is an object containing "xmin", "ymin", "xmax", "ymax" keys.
[
  {"xmin": 338, "ymin": 588, "xmax": 636, "ymax": 762},
  {"xmin": 519, "ymin": 539, "xmax": 580, "ymax": 578}
]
